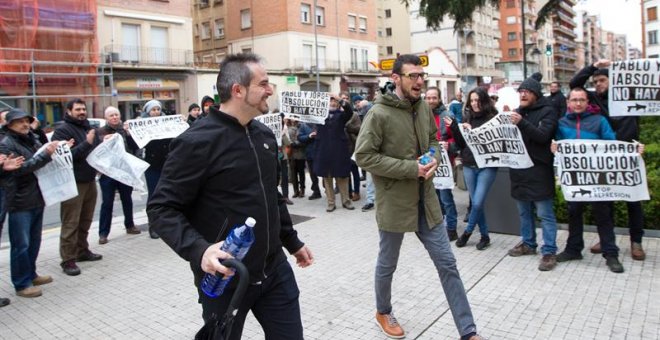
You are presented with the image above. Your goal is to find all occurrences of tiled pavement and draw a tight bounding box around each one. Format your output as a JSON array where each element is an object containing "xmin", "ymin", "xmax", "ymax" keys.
[{"xmin": 0, "ymin": 186, "xmax": 658, "ymax": 340}]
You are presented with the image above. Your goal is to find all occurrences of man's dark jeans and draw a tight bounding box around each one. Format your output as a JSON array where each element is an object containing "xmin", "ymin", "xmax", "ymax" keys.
[
  {"xmin": 99, "ymin": 175, "xmax": 134, "ymax": 237},
  {"xmin": 8, "ymin": 207, "xmax": 44, "ymax": 290},
  {"xmin": 199, "ymin": 260, "xmax": 303, "ymax": 340},
  {"xmin": 625, "ymin": 201, "xmax": 644, "ymax": 243},
  {"xmin": 306, "ymin": 159, "xmax": 320, "ymax": 195},
  {"xmin": 566, "ymin": 201, "xmax": 619, "ymax": 257}
]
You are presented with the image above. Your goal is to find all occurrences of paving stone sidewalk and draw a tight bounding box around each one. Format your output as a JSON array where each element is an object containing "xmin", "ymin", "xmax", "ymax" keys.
[{"xmin": 0, "ymin": 187, "xmax": 658, "ymax": 340}]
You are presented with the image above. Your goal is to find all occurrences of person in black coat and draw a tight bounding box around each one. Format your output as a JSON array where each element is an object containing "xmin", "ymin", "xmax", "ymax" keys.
[
  {"xmin": 508, "ymin": 73, "xmax": 560, "ymax": 271},
  {"xmin": 146, "ymin": 53, "xmax": 312, "ymax": 340},
  {"xmin": 570, "ymin": 59, "xmax": 646, "ymax": 261},
  {"xmin": 548, "ymin": 81, "xmax": 567, "ymax": 118},
  {"xmin": 313, "ymin": 97, "xmax": 355, "ymax": 212},
  {"xmin": 0, "ymin": 109, "xmax": 59, "ymax": 298}
]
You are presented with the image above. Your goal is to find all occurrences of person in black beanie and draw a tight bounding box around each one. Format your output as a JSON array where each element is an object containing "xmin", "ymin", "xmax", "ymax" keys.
[
  {"xmin": 508, "ymin": 73, "xmax": 560, "ymax": 271},
  {"xmin": 570, "ymin": 59, "xmax": 646, "ymax": 261},
  {"xmin": 187, "ymin": 103, "xmax": 201, "ymax": 125}
]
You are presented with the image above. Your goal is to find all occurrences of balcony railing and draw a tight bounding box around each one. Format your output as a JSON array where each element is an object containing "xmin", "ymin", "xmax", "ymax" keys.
[
  {"xmin": 292, "ymin": 58, "xmax": 341, "ymax": 72},
  {"xmin": 103, "ymin": 45, "xmax": 194, "ymax": 67}
]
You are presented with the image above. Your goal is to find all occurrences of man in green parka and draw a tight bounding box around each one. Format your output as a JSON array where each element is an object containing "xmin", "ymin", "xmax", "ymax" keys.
[{"xmin": 355, "ymin": 54, "xmax": 482, "ymax": 340}]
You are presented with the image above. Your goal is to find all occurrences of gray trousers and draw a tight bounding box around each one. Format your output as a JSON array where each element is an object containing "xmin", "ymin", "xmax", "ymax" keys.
[{"xmin": 375, "ymin": 206, "xmax": 477, "ymax": 337}]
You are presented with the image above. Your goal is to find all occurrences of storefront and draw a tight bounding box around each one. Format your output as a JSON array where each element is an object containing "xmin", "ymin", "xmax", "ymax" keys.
[
  {"xmin": 340, "ymin": 75, "xmax": 379, "ymax": 101},
  {"xmin": 115, "ymin": 77, "xmax": 180, "ymax": 120}
]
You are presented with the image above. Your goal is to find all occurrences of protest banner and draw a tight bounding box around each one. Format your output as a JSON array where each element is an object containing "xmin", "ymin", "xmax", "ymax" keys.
[
  {"xmin": 126, "ymin": 115, "xmax": 189, "ymax": 148},
  {"xmin": 433, "ymin": 146, "xmax": 454, "ymax": 190},
  {"xmin": 458, "ymin": 113, "xmax": 533, "ymax": 169},
  {"xmin": 609, "ymin": 58, "xmax": 660, "ymax": 116},
  {"xmin": 279, "ymin": 91, "xmax": 330, "ymax": 124},
  {"xmin": 556, "ymin": 140, "xmax": 649, "ymax": 202},
  {"xmin": 87, "ymin": 134, "xmax": 150, "ymax": 192},
  {"xmin": 34, "ymin": 143, "xmax": 77, "ymax": 206},
  {"xmin": 254, "ymin": 113, "xmax": 283, "ymax": 146}
]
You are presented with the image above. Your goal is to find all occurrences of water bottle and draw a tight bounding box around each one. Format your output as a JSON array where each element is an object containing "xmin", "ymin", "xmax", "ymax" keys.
[
  {"xmin": 419, "ymin": 147, "xmax": 436, "ymax": 165},
  {"xmin": 201, "ymin": 217, "xmax": 256, "ymax": 298}
]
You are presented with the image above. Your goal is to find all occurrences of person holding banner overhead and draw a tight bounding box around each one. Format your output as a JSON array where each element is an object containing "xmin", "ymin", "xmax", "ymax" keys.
[
  {"xmin": 570, "ymin": 59, "xmax": 646, "ymax": 261},
  {"xmin": 96, "ymin": 106, "xmax": 141, "ymax": 244},
  {"xmin": 447, "ymin": 87, "xmax": 499, "ymax": 251},
  {"xmin": 552, "ymin": 87, "xmax": 624, "ymax": 273},
  {"xmin": 141, "ymin": 99, "xmax": 172, "ymax": 239},
  {"xmin": 0, "ymin": 109, "xmax": 60, "ymax": 297},
  {"xmin": 507, "ymin": 73, "xmax": 560, "ymax": 271},
  {"xmin": 356, "ymin": 54, "xmax": 483, "ymax": 340},
  {"xmin": 52, "ymin": 98, "xmax": 103, "ymax": 276}
]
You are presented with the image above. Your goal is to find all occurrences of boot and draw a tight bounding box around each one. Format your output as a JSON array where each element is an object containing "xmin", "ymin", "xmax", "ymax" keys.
[{"xmin": 299, "ymin": 188, "xmax": 305, "ymax": 198}]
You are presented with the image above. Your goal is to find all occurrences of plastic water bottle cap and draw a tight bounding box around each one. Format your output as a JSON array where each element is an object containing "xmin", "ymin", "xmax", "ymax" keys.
[{"xmin": 245, "ymin": 217, "xmax": 256, "ymax": 227}]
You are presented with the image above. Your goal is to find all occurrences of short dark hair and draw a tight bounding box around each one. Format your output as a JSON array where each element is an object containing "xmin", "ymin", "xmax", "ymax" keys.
[
  {"xmin": 568, "ymin": 87, "xmax": 589, "ymax": 100},
  {"xmin": 551, "ymin": 81, "xmax": 561, "ymax": 87},
  {"xmin": 216, "ymin": 53, "xmax": 262, "ymax": 104},
  {"xmin": 66, "ymin": 98, "xmax": 86, "ymax": 111},
  {"xmin": 426, "ymin": 86, "xmax": 441, "ymax": 97},
  {"xmin": 393, "ymin": 54, "xmax": 421, "ymax": 75}
]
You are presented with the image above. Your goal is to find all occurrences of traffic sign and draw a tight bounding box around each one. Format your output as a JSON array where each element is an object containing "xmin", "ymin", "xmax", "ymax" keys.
[{"xmin": 379, "ymin": 55, "xmax": 429, "ymax": 70}]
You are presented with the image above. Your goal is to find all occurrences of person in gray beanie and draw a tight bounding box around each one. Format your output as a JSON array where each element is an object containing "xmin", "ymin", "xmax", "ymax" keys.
[
  {"xmin": 508, "ymin": 72, "xmax": 560, "ymax": 271},
  {"xmin": 142, "ymin": 99, "xmax": 162, "ymax": 118}
]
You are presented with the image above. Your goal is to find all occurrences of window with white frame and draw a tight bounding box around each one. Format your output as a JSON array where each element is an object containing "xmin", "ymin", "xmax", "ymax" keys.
[
  {"xmin": 201, "ymin": 22, "xmax": 211, "ymax": 40},
  {"xmin": 359, "ymin": 16, "xmax": 367, "ymax": 33},
  {"xmin": 151, "ymin": 26, "xmax": 168, "ymax": 64},
  {"xmin": 506, "ymin": 16, "xmax": 516, "ymax": 24},
  {"xmin": 348, "ymin": 15, "xmax": 356, "ymax": 31},
  {"xmin": 649, "ymin": 30, "xmax": 658, "ymax": 45},
  {"xmin": 241, "ymin": 9, "xmax": 251, "ymax": 29},
  {"xmin": 360, "ymin": 48, "xmax": 368, "ymax": 70},
  {"xmin": 214, "ymin": 19, "xmax": 225, "ymax": 39},
  {"xmin": 316, "ymin": 6, "xmax": 325, "ymax": 26},
  {"xmin": 303, "ymin": 43, "xmax": 313, "ymax": 69},
  {"xmin": 301, "ymin": 3, "xmax": 311, "ymax": 24},
  {"xmin": 121, "ymin": 23, "xmax": 139, "ymax": 62},
  {"xmin": 350, "ymin": 47, "xmax": 358, "ymax": 70}
]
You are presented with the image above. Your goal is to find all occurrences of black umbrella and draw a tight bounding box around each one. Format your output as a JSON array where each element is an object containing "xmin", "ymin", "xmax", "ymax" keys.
[{"xmin": 194, "ymin": 259, "xmax": 249, "ymax": 340}]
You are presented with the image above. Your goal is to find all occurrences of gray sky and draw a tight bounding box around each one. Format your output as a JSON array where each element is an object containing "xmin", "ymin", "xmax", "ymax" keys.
[{"xmin": 575, "ymin": 0, "xmax": 643, "ymax": 49}]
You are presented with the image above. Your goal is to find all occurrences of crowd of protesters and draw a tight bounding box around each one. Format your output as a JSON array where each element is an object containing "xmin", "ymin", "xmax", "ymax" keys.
[{"xmin": 0, "ymin": 52, "xmax": 652, "ymax": 340}]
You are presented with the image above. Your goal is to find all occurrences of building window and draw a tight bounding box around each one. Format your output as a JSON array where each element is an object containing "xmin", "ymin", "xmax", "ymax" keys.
[
  {"xmin": 361, "ymin": 48, "xmax": 369, "ymax": 70},
  {"xmin": 121, "ymin": 23, "xmax": 140, "ymax": 62},
  {"xmin": 507, "ymin": 32, "xmax": 516, "ymax": 41},
  {"xmin": 316, "ymin": 6, "xmax": 325, "ymax": 26},
  {"xmin": 506, "ymin": 16, "xmax": 516, "ymax": 24},
  {"xmin": 201, "ymin": 22, "xmax": 211, "ymax": 40},
  {"xmin": 385, "ymin": 9, "xmax": 391, "ymax": 18},
  {"xmin": 506, "ymin": 0, "xmax": 516, "ymax": 8},
  {"xmin": 199, "ymin": 0, "xmax": 209, "ymax": 7},
  {"xmin": 242, "ymin": 47, "xmax": 252, "ymax": 53},
  {"xmin": 151, "ymin": 26, "xmax": 168, "ymax": 64},
  {"xmin": 359, "ymin": 16, "xmax": 367, "ymax": 33},
  {"xmin": 214, "ymin": 19, "xmax": 225, "ymax": 39},
  {"xmin": 348, "ymin": 15, "xmax": 356, "ymax": 31},
  {"xmin": 508, "ymin": 48, "xmax": 517, "ymax": 56},
  {"xmin": 301, "ymin": 3, "xmax": 311, "ymax": 24},
  {"xmin": 350, "ymin": 47, "xmax": 358, "ymax": 70},
  {"xmin": 648, "ymin": 6, "xmax": 658, "ymax": 21},
  {"xmin": 241, "ymin": 9, "xmax": 251, "ymax": 29},
  {"xmin": 194, "ymin": 24, "xmax": 199, "ymax": 37},
  {"xmin": 386, "ymin": 27, "xmax": 392, "ymax": 36},
  {"xmin": 215, "ymin": 53, "xmax": 225, "ymax": 63},
  {"xmin": 386, "ymin": 46, "xmax": 393, "ymax": 55},
  {"xmin": 649, "ymin": 30, "xmax": 658, "ymax": 45}
]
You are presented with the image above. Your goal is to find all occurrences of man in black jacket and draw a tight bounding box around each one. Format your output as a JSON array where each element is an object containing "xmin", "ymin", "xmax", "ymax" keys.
[
  {"xmin": 570, "ymin": 59, "xmax": 646, "ymax": 261},
  {"xmin": 147, "ymin": 53, "xmax": 313, "ymax": 340},
  {"xmin": 52, "ymin": 98, "xmax": 103, "ymax": 276},
  {"xmin": 549, "ymin": 81, "xmax": 567, "ymax": 118},
  {"xmin": 0, "ymin": 109, "xmax": 59, "ymax": 298},
  {"xmin": 508, "ymin": 73, "xmax": 560, "ymax": 271}
]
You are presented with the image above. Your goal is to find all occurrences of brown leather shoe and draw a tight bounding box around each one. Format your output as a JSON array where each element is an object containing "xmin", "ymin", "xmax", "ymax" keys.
[
  {"xmin": 375, "ymin": 312, "xmax": 405, "ymax": 339},
  {"xmin": 16, "ymin": 286, "xmax": 42, "ymax": 298},
  {"xmin": 351, "ymin": 193, "xmax": 360, "ymax": 201},
  {"xmin": 590, "ymin": 242, "xmax": 602, "ymax": 254},
  {"xmin": 508, "ymin": 242, "xmax": 537, "ymax": 257},
  {"xmin": 631, "ymin": 242, "xmax": 646, "ymax": 261},
  {"xmin": 32, "ymin": 275, "xmax": 53, "ymax": 286},
  {"xmin": 126, "ymin": 226, "xmax": 142, "ymax": 235},
  {"xmin": 538, "ymin": 254, "xmax": 557, "ymax": 271}
]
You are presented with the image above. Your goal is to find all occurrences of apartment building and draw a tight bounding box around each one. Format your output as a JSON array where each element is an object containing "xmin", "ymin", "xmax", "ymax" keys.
[
  {"xmin": 192, "ymin": 0, "xmax": 379, "ymax": 103},
  {"xmin": 644, "ymin": 0, "xmax": 659, "ymax": 58},
  {"xmin": 552, "ymin": 0, "xmax": 578, "ymax": 85},
  {"xmin": 97, "ymin": 0, "xmax": 196, "ymax": 119}
]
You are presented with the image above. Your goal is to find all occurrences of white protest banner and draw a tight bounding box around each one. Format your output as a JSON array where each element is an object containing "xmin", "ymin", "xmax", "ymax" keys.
[
  {"xmin": 254, "ymin": 113, "xmax": 283, "ymax": 146},
  {"xmin": 126, "ymin": 115, "xmax": 189, "ymax": 149},
  {"xmin": 279, "ymin": 91, "xmax": 330, "ymax": 124},
  {"xmin": 556, "ymin": 140, "xmax": 649, "ymax": 202},
  {"xmin": 609, "ymin": 58, "xmax": 660, "ymax": 116},
  {"xmin": 458, "ymin": 113, "xmax": 533, "ymax": 169},
  {"xmin": 34, "ymin": 143, "xmax": 77, "ymax": 206},
  {"xmin": 433, "ymin": 146, "xmax": 454, "ymax": 190},
  {"xmin": 86, "ymin": 134, "xmax": 150, "ymax": 192}
]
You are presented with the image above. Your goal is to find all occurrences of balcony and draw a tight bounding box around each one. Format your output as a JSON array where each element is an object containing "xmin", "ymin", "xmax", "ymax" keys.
[
  {"xmin": 553, "ymin": 24, "xmax": 577, "ymax": 39},
  {"xmin": 103, "ymin": 45, "xmax": 193, "ymax": 68},
  {"xmin": 292, "ymin": 58, "xmax": 341, "ymax": 72}
]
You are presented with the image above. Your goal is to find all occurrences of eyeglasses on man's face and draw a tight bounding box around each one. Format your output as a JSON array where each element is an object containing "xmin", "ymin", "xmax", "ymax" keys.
[{"xmin": 399, "ymin": 72, "xmax": 428, "ymax": 81}]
